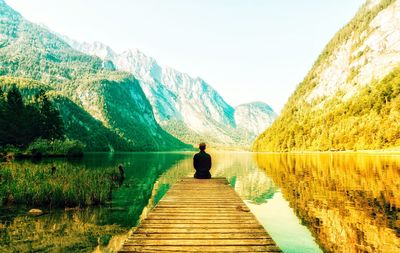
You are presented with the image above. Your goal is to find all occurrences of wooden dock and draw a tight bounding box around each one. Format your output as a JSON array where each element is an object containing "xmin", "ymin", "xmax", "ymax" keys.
[{"xmin": 119, "ymin": 177, "xmax": 281, "ymax": 252}]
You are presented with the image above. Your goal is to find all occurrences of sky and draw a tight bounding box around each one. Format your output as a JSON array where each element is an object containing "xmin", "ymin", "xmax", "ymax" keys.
[{"xmin": 6, "ymin": 0, "xmax": 365, "ymax": 113}]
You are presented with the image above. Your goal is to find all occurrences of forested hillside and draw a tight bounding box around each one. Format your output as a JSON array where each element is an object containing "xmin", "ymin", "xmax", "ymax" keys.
[
  {"xmin": 0, "ymin": 1, "xmax": 188, "ymax": 151},
  {"xmin": 254, "ymin": 0, "xmax": 400, "ymax": 151}
]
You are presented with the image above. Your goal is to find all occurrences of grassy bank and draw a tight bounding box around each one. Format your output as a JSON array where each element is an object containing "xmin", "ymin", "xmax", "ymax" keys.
[
  {"xmin": 0, "ymin": 139, "xmax": 85, "ymax": 162},
  {"xmin": 0, "ymin": 162, "xmax": 123, "ymax": 207}
]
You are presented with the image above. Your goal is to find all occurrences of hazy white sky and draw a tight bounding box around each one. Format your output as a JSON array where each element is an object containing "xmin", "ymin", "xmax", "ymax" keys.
[{"xmin": 6, "ymin": 0, "xmax": 364, "ymax": 113}]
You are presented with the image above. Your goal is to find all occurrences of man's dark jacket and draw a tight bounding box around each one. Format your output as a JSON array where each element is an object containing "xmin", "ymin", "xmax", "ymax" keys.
[{"xmin": 193, "ymin": 151, "xmax": 212, "ymax": 179}]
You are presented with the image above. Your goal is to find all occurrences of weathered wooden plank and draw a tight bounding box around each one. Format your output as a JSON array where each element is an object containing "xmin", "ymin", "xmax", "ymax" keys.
[
  {"xmin": 157, "ymin": 203, "xmax": 244, "ymax": 206},
  {"xmin": 152, "ymin": 210, "xmax": 249, "ymax": 213},
  {"xmin": 147, "ymin": 211, "xmax": 254, "ymax": 215},
  {"xmin": 119, "ymin": 245, "xmax": 282, "ymax": 252},
  {"xmin": 146, "ymin": 216, "xmax": 255, "ymax": 220},
  {"xmin": 143, "ymin": 219, "xmax": 259, "ymax": 224},
  {"xmin": 140, "ymin": 224, "xmax": 264, "ymax": 229},
  {"xmin": 157, "ymin": 200, "xmax": 245, "ymax": 204},
  {"xmin": 170, "ymin": 186, "xmax": 230, "ymax": 188},
  {"xmin": 155, "ymin": 205, "xmax": 249, "ymax": 209},
  {"xmin": 145, "ymin": 216, "xmax": 256, "ymax": 220},
  {"xmin": 159, "ymin": 199, "xmax": 242, "ymax": 203},
  {"xmin": 170, "ymin": 188, "xmax": 231, "ymax": 191},
  {"xmin": 124, "ymin": 238, "xmax": 276, "ymax": 246},
  {"xmin": 163, "ymin": 198, "xmax": 242, "ymax": 201},
  {"xmin": 146, "ymin": 213, "xmax": 255, "ymax": 217},
  {"xmin": 166, "ymin": 192, "xmax": 234, "ymax": 195},
  {"xmin": 118, "ymin": 178, "xmax": 281, "ymax": 252},
  {"xmin": 160, "ymin": 200, "xmax": 242, "ymax": 203},
  {"xmin": 162, "ymin": 197, "xmax": 239, "ymax": 199},
  {"xmin": 134, "ymin": 227, "xmax": 269, "ymax": 234},
  {"xmin": 129, "ymin": 233, "xmax": 271, "ymax": 239},
  {"xmin": 156, "ymin": 202, "xmax": 246, "ymax": 205},
  {"xmin": 163, "ymin": 198, "xmax": 241, "ymax": 200}
]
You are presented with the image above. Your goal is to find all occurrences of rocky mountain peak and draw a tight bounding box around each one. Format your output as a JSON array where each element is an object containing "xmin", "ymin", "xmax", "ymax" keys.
[
  {"xmin": 62, "ymin": 36, "xmax": 277, "ymax": 148},
  {"xmin": 235, "ymin": 102, "xmax": 277, "ymax": 137},
  {"xmin": 81, "ymin": 41, "xmax": 115, "ymax": 60}
]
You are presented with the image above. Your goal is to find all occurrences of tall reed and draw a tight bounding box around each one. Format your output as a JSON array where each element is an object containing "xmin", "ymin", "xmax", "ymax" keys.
[{"xmin": 0, "ymin": 163, "xmax": 122, "ymax": 207}]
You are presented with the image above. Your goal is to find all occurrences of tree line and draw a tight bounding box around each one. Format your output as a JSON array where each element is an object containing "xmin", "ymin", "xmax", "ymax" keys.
[
  {"xmin": 0, "ymin": 85, "xmax": 64, "ymax": 148},
  {"xmin": 253, "ymin": 67, "xmax": 400, "ymax": 151}
]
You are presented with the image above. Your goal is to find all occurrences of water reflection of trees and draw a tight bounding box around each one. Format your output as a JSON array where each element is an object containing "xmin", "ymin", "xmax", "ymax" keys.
[
  {"xmin": 0, "ymin": 152, "xmax": 191, "ymax": 253},
  {"xmin": 256, "ymin": 153, "xmax": 400, "ymax": 252},
  {"xmin": 0, "ymin": 208, "xmax": 126, "ymax": 252}
]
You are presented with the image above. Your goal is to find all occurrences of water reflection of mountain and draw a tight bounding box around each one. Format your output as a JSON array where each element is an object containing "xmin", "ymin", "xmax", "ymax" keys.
[
  {"xmin": 212, "ymin": 152, "xmax": 277, "ymax": 203},
  {"xmin": 256, "ymin": 153, "xmax": 400, "ymax": 252}
]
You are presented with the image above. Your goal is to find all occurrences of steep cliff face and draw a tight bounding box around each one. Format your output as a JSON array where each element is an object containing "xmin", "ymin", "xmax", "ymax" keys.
[
  {"xmin": 254, "ymin": 0, "xmax": 400, "ymax": 151},
  {"xmin": 115, "ymin": 49, "xmax": 237, "ymax": 140},
  {"xmin": 66, "ymin": 40, "xmax": 277, "ymax": 148},
  {"xmin": 0, "ymin": 1, "xmax": 188, "ymax": 151}
]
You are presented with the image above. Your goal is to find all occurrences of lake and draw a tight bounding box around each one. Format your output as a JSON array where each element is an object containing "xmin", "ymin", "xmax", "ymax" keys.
[{"xmin": 1, "ymin": 152, "xmax": 399, "ymax": 252}]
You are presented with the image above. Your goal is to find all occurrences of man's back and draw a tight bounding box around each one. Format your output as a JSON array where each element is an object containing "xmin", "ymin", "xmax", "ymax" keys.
[{"xmin": 193, "ymin": 150, "xmax": 212, "ymax": 179}]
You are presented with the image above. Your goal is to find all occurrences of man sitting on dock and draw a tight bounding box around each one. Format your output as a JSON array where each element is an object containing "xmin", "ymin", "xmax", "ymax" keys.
[{"xmin": 193, "ymin": 142, "xmax": 212, "ymax": 179}]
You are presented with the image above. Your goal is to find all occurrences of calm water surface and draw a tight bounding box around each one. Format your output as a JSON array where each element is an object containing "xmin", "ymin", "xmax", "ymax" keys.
[{"xmin": 1, "ymin": 152, "xmax": 399, "ymax": 252}]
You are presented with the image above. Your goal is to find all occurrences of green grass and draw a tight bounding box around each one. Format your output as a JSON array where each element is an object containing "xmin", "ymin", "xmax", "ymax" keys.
[{"xmin": 0, "ymin": 162, "xmax": 123, "ymax": 207}]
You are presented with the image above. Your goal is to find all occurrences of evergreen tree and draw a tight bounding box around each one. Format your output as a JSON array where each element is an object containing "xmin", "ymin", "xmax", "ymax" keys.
[
  {"xmin": 6, "ymin": 85, "xmax": 23, "ymax": 110},
  {"xmin": 36, "ymin": 89, "xmax": 64, "ymax": 140},
  {"xmin": 0, "ymin": 86, "xmax": 65, "ymax": 148},
  {"xmin": 3, "ymin": 85, "xmax": 25, "ymax": 146},
  {"xmin": 0, "ymin": 88, "xmax": 6, "ymax": 146}
]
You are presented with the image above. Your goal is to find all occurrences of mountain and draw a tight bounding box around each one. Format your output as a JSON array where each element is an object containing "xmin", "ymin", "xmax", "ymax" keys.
[
  {"xmin": 63, "ymin": 39, "xmax": 277, "ymax": 148},
  {"xmin": 254, "ymin": 0, "xmax": 400, "ymax": 151},
  {"xmin": 0, "ymin": 0, "xmax": 188, "ymax": 151},
  {"xmin": 234, "ymin": 102, "xmax": 277, "ymax": 140}
]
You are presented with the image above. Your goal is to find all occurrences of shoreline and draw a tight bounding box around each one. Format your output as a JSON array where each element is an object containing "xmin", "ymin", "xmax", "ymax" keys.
[
  {"xmin": 3, "ymin": 149, "xmax": 400, "ymax": 160},
  {"xmin": 251, "ymin": 149, "xmax": 400, "ymax": 155}
]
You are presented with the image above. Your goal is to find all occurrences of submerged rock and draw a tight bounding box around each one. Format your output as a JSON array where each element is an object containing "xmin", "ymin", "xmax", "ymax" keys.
[{"xmin": 28, "ymin": 209, "xmax": 43, "ymax": 216}]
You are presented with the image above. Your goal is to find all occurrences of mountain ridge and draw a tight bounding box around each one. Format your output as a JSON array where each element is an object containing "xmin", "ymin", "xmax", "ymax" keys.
[
  {"xmin": 253, "ymin": 0, "xmax": 400, "ymax": 151},
  {"xmin": 63, "ymin": 38, "xmax": 277, "ymax": 148}
]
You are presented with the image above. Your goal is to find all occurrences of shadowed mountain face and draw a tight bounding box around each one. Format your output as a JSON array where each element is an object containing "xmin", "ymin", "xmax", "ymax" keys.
[
  {"xmin": 254, "ymin": 0, "xmax": 400, "ymax": 151},
  {"xmin": 0, "ymin": 1, "xmax": 188, "ymax": 151},
  {"xmin": 63, "ymin": 39, "xmax": 277, "ymax": 148}
]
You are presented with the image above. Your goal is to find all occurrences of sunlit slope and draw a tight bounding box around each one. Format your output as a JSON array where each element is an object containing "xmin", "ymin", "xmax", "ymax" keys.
[
  {"xmin": 0, "ymin": 1, "xmax": 188, "ymax": 151},
  {"xmin": 254, "ymin": 0, "xmax": 400, "ymax": 151}
]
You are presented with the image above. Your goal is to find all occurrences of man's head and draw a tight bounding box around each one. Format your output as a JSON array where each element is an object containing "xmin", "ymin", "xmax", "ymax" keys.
[{"xmin": 199, "ymin": 142, "xmax": 206, "ymax": 151}]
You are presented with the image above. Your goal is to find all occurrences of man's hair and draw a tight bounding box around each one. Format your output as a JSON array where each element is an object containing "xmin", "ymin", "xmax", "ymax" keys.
[{"xmin": 199, "ymin": 142, "xmax": 206, "ymax": 151}]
